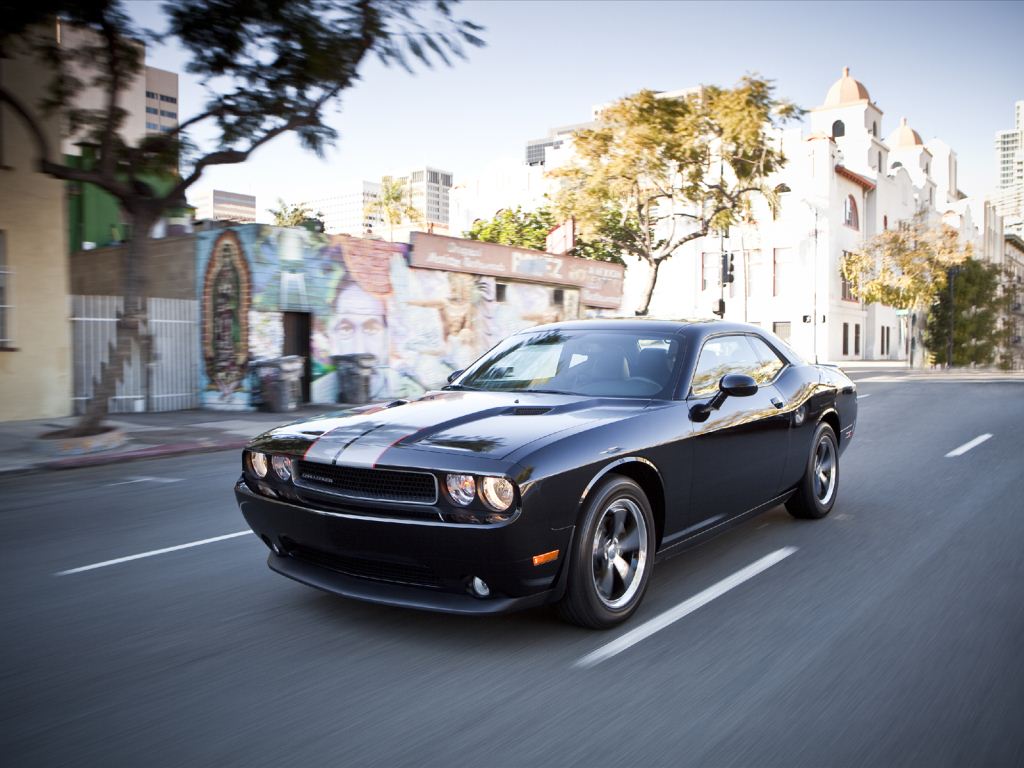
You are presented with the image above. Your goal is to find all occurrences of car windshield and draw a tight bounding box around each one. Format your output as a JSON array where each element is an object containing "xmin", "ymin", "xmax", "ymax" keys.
[{"xmin": 454, "ymin": 329, "xmax": 681, "ymax": 398}]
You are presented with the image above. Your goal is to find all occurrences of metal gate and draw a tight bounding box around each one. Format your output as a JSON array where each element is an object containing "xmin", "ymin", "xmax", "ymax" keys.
[{"xmin": 71, "ymin": 295, "xmax": 199, "ymax": 414}]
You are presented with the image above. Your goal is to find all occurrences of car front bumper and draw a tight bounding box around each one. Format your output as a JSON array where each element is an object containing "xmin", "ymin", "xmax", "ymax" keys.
[{"xmin": 235, "ymin": 478, "xmax": 573, "ymax": 615}]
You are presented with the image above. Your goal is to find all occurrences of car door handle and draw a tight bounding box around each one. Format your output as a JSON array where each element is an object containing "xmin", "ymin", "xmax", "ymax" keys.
[{"xmin": 771, "ymin": 397, "xmax": 784, "ymax": 409}]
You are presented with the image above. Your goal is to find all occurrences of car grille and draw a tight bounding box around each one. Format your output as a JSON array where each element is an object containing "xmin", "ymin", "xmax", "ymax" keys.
[
  {"xmin": 295, "ymin": 461, "xmax": 438, "ymax": 505},
  {"xmin": 287, "ymin": 544, "xmax": 442, "ymax": 589}
]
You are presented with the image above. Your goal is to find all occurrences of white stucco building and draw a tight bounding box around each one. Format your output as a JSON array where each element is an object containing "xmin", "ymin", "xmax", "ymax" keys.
[{"xmin": 617, "ymin": 67, "xmax": 986, "ymax": 365}]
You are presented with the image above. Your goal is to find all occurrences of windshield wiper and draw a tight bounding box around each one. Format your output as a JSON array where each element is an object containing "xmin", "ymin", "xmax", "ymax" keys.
[
  {"xmin": 516, "ymin": 388, "xmax": 570, "ymax": 395},
  {"xmin": 441, "ymin": 384, "xmax": 480, "ymax": 391}
]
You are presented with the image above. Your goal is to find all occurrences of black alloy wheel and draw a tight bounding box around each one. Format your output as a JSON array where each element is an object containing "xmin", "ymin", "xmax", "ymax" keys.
[
  {"xmin": 786, "ymin": 422, "xmax": 840, "ymax": 520},
  {"xmin": 559, "ymin": 475, "xmax": 655, "ymax": 629}
]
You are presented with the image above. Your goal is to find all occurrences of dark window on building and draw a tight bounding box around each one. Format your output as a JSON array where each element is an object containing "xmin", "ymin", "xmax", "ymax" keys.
[
  {"xmin": 831, "ymin": 120, "xmax": 845, "ymax": 138},
  {"xmin": 844, "ymin": 195, "xmax": 859, "ymax": 229},
  {"xmin": 145, "ymin": 90, "xmax": 156, "ymax": 99},
  {"xmin": 146, "ymin": 106, "xmax": 158, "ymax": 115},
  {"xmin": 146, "ymin": 122, "xmax": 159, "ymax": 131},
  {"xmin": 872, "ymin": 121, "xmax": 878, "ymax": 137},
  {"xmin": 772, "ymin": 321, "xmax": 791, "ymax": 343},
  {"xmin": 843, "ymin": 323, "xmax": 849, "ymax": 355},
  {"xmin": 411, "ymin": 170, "xmax": 424, "ymax": 183},
  {"xmin": 428, "ymin": 170, "xmax": 440, "ymax": 184},
  {"xmin": 841, "ymin": 255, "xmax": 856, "ymax": 301},
  {"xmin": 160, "ymin": 110, "xmax": 176, "ymax": 118},
  {"xmin": 551, "ymin": 288, "xmax": 564, "ymax": 306},
  {"xmin": 0, "ymin": 231, "xmax": 10, "ymax": 348},
  {"xmin": 854, "ymin": 324, "xmax": 861, "ymax": 355},
  {"xmin": 159, "ymin": 94, "xmax": 177, "ymax": 104},
  {"xmin": 495, "ymin": 283, "xmax": 507, "ymax": 302},
  {"xmin": 883, "ymin": 215, "xmax": 888, "ymax": 230},
  {"xmin": 701, "ymin": 252, "xmax": 716, "ymax": 291}
]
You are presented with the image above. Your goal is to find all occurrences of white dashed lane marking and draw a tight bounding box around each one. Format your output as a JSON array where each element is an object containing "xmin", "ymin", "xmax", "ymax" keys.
[
  {"xmin": 945, "ymin": 433, "xmax": 993, "ymax": 458},
  {"xmin": 575, "ymin": 547, "xmax": 798, "ymax": 668},
  {"xmin": 55, "ymin": 531, "xmax": 253, "ymax": 576}
]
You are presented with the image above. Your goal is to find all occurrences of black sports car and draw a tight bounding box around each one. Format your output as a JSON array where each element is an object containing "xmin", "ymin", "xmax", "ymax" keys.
[{"xmin": 236, "ymin": 319, "xmax": 856, "ymax": 628}]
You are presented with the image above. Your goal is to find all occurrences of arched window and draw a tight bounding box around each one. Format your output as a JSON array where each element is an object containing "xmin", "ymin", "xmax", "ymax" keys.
[
  {"xmin": 831, "ymin": 120, "xmax": 845, "ymax": 138},
  {"xmin": 843, "ymin": 195, "xmax": 859, "ymax": 229}
]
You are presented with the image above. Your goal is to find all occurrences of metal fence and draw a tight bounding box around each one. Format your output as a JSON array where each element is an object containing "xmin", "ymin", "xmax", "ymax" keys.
[{"xmin": 71, "ymin": 295, "xmax": 199, "ymax": 414}]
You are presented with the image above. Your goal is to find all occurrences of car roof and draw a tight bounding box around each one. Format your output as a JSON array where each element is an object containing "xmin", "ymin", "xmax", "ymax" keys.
[{"xmin": 517, "ymin": 317, "xmax": 769, "ymax": 337}]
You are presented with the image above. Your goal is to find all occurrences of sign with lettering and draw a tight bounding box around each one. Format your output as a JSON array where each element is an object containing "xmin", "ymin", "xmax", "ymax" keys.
[{"xmin": 409, "ymin": 233, "xmax": 623, "ymax": 308}]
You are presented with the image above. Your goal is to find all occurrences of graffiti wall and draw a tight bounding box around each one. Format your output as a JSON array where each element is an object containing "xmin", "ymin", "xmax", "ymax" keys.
[{"xmin": 196, "ymin": 225, "xmax": 581, "ymax": 408}]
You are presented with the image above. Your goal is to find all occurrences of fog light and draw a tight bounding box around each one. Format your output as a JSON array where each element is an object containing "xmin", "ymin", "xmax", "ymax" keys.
[{"xmin": 469, "ymin": 576, "xmax": 490, "ymax": 598}]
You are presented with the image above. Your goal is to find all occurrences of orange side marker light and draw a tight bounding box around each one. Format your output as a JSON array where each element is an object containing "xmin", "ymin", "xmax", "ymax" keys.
[{"xmin": 532, "ymin": 550, "xmax": 560, "ymax": 566}]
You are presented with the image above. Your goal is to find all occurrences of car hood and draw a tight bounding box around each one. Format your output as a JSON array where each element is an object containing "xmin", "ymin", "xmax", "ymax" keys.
[{"xmin": 260, "ymin": 390, "xmax": 647, "ymax": 466}]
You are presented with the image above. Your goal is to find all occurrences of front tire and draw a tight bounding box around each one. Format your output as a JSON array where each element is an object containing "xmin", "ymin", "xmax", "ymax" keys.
[
  {"xmin": 559, "ymin": 475, "xmax": 655, "ymax": 629},
  {"xmin": 786, "ymin": 422, "xmax": 839, "ymax": 520}
]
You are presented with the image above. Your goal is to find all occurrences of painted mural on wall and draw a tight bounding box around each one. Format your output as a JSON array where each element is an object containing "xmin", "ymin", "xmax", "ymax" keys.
[
  {"xmin": 196, "ymin": 225, "xmax": 582, "ymax": 408},
  {"xmin": 199, "ymin": 229, "xmax": 251, "ymax": 408}
]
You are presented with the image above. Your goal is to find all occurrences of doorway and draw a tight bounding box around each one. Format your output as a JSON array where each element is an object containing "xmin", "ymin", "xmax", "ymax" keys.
[{"xmin": 283, "ymin": 311, "xmax": 312, "ymax": 403}]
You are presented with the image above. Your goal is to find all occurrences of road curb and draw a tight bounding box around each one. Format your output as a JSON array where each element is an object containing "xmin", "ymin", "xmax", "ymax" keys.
[{"xmin": 0, "ymin": 437, "xmax": 250, "ymax": 476}]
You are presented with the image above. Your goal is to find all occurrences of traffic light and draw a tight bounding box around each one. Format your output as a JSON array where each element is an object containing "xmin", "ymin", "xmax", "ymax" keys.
[
  {"xmin": 712, "ymin": 298, "xmax": 726, "ymax": 318},
  {"xmin": 721, "ymin": 252, "xmax": 735, "ymax": 284}
]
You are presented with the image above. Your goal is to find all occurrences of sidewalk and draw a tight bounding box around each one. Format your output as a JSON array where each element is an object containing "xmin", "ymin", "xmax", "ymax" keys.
[{"xmin": 0, "ymin": 404, "xmax": 349, "ymax": 477}]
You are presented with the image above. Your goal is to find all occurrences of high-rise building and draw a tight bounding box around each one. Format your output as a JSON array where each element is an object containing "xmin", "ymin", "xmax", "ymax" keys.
[
  {"xmin": 304, "ymin": 181, "xmax": 382, "ymax": 236},
  {"xmin": 58, "ymin": 21, "xmax": 180, "ymax": 154},
  {"xmin": 992, "ymin": 101, "xmax": 1024, "ymax": 235},
  {"xmin": 386, "ymin": 166, "xmax": 453, "ymax": 227},
  {"xmin": 193, "ymin": 190, "xmax": 256, "ymax": 223},
  {"xmin": 144, "ymin": 67, "xmax": 179, "ymax": 136},
  {"xmin": 525, "ymin": 122, "xmax": 593, "ymax": 166}
]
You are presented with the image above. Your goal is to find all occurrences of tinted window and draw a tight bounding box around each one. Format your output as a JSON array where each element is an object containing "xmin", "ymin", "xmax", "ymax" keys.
[
  {"xmin": 690, "ymin": 335, "xmax": 762, "ymax": 397},
  {"xmin": 457, "ymin": 330, "xmax": 681, "ymax": 398},
  {"xmin": 746, "ymin": 336, "xmax": 786, "ymax": 384}
]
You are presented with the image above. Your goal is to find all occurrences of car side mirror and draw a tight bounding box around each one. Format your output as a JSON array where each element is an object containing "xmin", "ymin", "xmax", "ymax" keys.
[
  {"xmin": 446, "ymin": 369, "xmax": 463, "ymax": 384},
  {"xmin": 720, "ymin": 373, "xmax": 758, "ymax": 398},
  {"xmin": 689, "ymin": 373, "xmax": 759, "ymax": 422}
]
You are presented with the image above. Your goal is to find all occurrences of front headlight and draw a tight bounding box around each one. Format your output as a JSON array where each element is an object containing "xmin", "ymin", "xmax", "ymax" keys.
[
  {"xmin": 480, "ymin": 476, "xmax": 515, "ymax": 511},
  {"xmin": 446, "ymin": 474, "xmax": 476, "ymax": 506},
  {"xmin": 272, "ymin": 455, "xmax": 293, "ymax": 481},
  {"xmin": 250, "ymin": 451, "xmax": 269, "ymax": 478}
]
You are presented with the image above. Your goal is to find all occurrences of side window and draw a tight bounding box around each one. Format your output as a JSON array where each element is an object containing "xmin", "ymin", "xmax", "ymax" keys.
[
  {"xmin": 745, "ymin": 335, "xmax": 786, "ymax": 385},
  {"xmin": 690, "ymin": 335, "xmax": 762, "ymax": 397}
]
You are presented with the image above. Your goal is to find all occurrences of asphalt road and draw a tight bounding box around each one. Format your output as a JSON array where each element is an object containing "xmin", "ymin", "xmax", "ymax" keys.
[{"xmin": 2, "ymin": 371, "xmax": 1023, "ymax": 766}]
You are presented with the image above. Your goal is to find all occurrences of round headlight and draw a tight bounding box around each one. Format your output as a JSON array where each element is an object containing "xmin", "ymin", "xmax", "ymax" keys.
[
  {"xmin": 250, "ymin": 451, "xmax": 269, "ymax": 478},
  {"xmin": 272, "ymin": 455, "xmax": 293, "ymax": 481},
  {"xmin": 480, "ymin": 476, "xmax": 515, "ymax": 511},
  {"xmin": 446, "ymin": 474, "xmax": 476, "ymax": 506}
]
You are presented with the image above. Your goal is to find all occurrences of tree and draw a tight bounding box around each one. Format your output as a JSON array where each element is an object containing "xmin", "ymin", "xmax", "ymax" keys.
[
  {"xmin": 841, "ymin": 212, "xmax": 970, "ymax": 365},
  {"xmin": 0, "ymin": 0, "xmax": 482, "ymax": 430},
  {"xmin": 923, "ymin": 258, "xmax": 1005, "ymax": 368},
  {"xmin": 551, "ymin": 78, "xmax": 801, "ymax": 314},
  {"xmin": 466, "ymin": 205, "xmax": 624, "ymax": 264},
  {"xmin": 364, "ymin": 176, "xmax": 422, "ymax": 241},
  {"xmin": 268, "ymin": 198, "xmax": 323, "ymax": 229},
  {"xmin": 466, "ymin": 206, "xmax": 555, "ymax": 251}
]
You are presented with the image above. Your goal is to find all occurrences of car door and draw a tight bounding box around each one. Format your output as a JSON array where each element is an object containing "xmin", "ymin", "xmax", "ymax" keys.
[{"xmin": 685, "ymin": 334, "xmax": 790, "ymax": 528}]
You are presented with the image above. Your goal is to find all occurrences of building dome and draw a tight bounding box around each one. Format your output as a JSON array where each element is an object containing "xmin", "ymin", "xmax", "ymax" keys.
[
  {"xmin": 823, "ymin": 66, "xmax": 871, "ymax": 107},
  {"xmin": 887, "ymin": 117, "xmax": 924, "ymax": 148}
]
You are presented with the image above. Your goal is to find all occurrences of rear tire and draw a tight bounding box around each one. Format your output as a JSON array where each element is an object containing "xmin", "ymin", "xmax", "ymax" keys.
[
  {"xmin": 559, "ymin": 475, "xmax": 655, "ymax": 629},
  {"xmin": 786, "ymin": 422, "xmax": 839, "ymax": 520}
]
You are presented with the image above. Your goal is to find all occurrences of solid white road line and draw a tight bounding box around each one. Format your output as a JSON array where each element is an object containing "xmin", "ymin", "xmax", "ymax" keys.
[
  {"xmin": 945, "ymin": 433, "xmax": 993, "ymax": 458},
  {"xmin": 105, "ymin": 476, "xmax": 183, "ymax": 487},
  {"xmin": 574, "ymin": 547, "xmax": 798, "ymax": 669},
  {"xmin": 857, "ymin": 394, "xmax": 871, "ymax": 399},
  {"xmin": 55, "ymin": 531, "xmax": 253, "ymax": 576}
]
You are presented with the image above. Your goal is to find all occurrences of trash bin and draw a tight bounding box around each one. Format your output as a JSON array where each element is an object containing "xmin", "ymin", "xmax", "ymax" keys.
[
  {"xmin": 332, "ymin": 353, "xmax": 377, "ymax": 404},
  {"xmin": 251, "ymin": 355, "xmax": 305, "ymax": 412}
]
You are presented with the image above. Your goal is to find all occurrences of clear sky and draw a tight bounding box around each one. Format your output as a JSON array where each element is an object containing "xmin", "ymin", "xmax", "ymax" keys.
[{"xmin": 130, "ymin": 0, "xmax": 1023, "ymax": 222}]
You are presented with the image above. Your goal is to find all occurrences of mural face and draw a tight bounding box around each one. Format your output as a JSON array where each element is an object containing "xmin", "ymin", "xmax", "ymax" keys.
[
  {"xmin": 196, "ymin": 225, "xmax": 584, "ymax": 408},
  {"xmin": 200, "ymin": 230, "xmax": 251, "ymax": 407}
]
